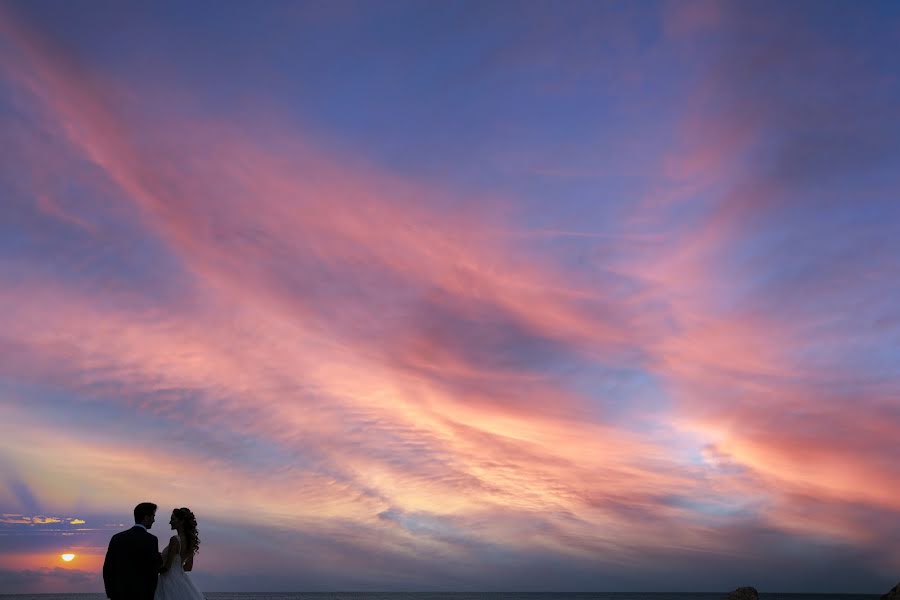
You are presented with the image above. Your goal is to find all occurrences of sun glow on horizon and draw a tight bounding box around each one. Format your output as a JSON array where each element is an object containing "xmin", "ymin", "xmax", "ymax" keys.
[{"xmin": 60, "ymin": 553, "xmax": 75, "ymax": 562}]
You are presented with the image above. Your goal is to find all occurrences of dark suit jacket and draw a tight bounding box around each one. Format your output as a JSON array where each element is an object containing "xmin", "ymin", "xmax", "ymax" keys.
[{"xmin": 103, "ymin": 525, "xmax": 162, "ymax": 600}]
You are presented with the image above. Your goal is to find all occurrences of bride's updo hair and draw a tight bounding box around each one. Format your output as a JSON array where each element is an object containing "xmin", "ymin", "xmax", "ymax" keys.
[{"xmin": 173, "ymin": 507, "xmax": 200, "ymax": 556}]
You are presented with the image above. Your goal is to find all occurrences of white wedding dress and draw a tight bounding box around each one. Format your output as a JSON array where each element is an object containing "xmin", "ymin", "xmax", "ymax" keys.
[{"xmin": 155, "ymin": 537, "xmax": 205, "ymax": 600}]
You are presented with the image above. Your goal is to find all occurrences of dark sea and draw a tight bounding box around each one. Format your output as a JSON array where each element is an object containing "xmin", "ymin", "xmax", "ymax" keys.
[{"xmin": 0, "ymin": 593, "xmax": 881, "ymax": 600}]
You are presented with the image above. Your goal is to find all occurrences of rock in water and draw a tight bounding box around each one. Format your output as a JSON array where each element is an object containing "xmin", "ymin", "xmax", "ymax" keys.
[
  {"xmin": 881, "ymin": 582, "xmax": 900, "ymax": 600},
  {"xmin": 724, "ymin": 587, "xmax": 759, "ymax": 600}
]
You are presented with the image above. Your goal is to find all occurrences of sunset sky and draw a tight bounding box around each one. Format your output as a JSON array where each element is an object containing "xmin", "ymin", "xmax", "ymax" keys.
[{"xmin": 2, "ymin": 0, "xmax": 900, "ymax": 594}]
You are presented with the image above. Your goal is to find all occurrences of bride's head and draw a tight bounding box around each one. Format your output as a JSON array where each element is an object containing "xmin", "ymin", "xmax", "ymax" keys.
[{"xmin": 170, "ymin": 507, "xmax": 201, "ymax": 555}]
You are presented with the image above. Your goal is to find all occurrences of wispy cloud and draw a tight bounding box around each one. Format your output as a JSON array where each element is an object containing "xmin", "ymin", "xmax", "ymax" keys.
[{"xmin": 1, "ymin": 0, "xmax": 899, "ymax": 593}]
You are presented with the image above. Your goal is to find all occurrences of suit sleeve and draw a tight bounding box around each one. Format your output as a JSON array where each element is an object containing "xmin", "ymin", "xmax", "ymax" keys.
[
  {"xmin": 150, "ymin": 533, "xmax": 162, "ymax": 570},
  {"xmin": 102, "ymin": 534, "xmax": 119, "ymax": 599},
  {"xmin": 146, "ymin": 532, "xmax": 162, "ymax": 590}
]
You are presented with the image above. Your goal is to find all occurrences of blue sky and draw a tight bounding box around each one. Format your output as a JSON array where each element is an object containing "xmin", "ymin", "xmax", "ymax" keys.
[{"xmin": 1, "ymin": 0, "xmax": 900, "ymax": 594}]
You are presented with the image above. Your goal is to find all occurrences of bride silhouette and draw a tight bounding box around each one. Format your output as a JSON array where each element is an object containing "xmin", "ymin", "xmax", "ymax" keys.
[{"xmin": 155, "ymin": 507, "xmax": 204, "ymax": 600}]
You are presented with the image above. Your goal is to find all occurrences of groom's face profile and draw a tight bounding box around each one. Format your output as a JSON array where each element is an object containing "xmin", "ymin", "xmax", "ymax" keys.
[{"xmin": 141, "ymin": 510, "xmax": 156, "ymax": 530}]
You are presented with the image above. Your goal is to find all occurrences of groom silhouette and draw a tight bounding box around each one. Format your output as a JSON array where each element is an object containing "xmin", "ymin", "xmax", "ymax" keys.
[{"xmin": 103, "ymin": 502, "xmax": 163, "ymax": 600}]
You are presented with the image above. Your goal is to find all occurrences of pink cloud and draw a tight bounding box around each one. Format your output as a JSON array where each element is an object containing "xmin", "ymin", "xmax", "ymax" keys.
[
  {"xmin": 34, "ymin": 194, "xmax": 96, "ymax": 233},
  {"xmin": 2, "ymin": 2, "xmax": 899, "ymax": 588}
]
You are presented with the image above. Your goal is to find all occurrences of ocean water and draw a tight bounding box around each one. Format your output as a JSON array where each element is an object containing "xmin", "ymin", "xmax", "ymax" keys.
[{"xmin": 0, "ymin": 593, "xmax": 882, "ymax": 600}]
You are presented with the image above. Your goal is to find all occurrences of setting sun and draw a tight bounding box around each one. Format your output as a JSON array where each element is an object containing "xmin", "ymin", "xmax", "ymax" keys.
[{"xmin": 60, "ymin": 553, "xmax": 75, "ymax": 562}]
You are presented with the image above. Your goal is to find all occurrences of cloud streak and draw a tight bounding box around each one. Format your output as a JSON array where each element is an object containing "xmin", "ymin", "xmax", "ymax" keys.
[{"xmin": 1, "ymin": 0, "xmax": 899, "ymax": 593}]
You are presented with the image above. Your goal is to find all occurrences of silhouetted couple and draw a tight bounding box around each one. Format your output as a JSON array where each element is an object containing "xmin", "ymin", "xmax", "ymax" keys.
[{"xmin": 103, "ymin": 502, "xmax": 204, "ymax": 600}]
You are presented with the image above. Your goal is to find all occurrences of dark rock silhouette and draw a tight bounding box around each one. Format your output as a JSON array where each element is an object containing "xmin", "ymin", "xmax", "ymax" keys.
[
  {"xmin": 882, "ymin": 582, "xmax": 900, "ymax": 600},
  {"xmin": 724, "ymin": 587, "xmax": 759, "ymax": 600}
]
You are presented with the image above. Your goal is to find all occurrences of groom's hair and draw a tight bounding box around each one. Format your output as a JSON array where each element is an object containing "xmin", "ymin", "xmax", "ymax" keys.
[{"xmin": 133, "ymin": 502, "xmax": 157, "ymax": 523}]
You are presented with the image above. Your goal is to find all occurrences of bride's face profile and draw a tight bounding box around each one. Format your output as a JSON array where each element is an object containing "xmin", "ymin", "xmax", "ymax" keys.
[{"xmin": 169, "ymin": 513, "xmax": 182, "ymax": 530}]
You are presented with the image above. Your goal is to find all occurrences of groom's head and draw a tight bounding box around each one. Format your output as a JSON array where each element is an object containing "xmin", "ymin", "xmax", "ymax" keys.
[{"xmin": 133, "ymin": 502, "xmax": 157, "ymax": 529}]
